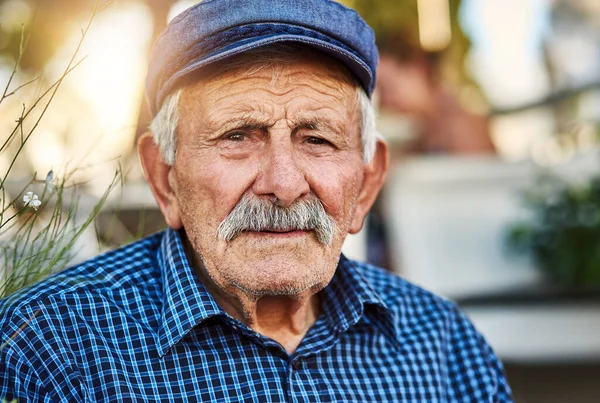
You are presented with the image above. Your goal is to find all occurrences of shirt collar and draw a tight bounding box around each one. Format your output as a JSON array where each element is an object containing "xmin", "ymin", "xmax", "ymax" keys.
[
  {"xmin": 321, "ymin": 255, "xmax": 394, "ymax": 335},
  {"xmin": 156, "ymin": 229, "xmax": 226, "ymax": 357}
]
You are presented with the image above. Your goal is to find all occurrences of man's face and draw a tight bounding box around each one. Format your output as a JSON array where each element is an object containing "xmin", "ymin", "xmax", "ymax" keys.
[{"xmin": 161, "ymin": 56, "xmax": 370, "ymax": 298}]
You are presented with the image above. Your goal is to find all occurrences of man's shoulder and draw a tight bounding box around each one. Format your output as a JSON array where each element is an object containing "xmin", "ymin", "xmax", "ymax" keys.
[
  {"xmin": 0, "ymin": 232, "xmax": 165, "ymax": 327},
  {"xmin": 347, "ymin": 260, "xmax": 513, "ymax": 401}
]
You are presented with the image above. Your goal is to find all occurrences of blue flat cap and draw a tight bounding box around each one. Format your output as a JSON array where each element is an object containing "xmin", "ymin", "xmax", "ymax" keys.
[{"xmin": 145, "ymin": 0, "xmax": 378, "ymax": 116}]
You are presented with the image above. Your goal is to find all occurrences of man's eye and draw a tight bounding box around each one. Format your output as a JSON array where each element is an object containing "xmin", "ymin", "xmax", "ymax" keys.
[
  {"xmin": 306, "ymin": 137, "xmax": 329, "ymax": 145},
  {"xmin": 225, "ymin": 132, "xmax": 246, "ymax": 141}
]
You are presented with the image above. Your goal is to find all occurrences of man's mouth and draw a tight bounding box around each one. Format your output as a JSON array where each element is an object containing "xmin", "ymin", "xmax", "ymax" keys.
[{"xmin": 244, "ymin": 229, "xmax": 311, "ymax": 237}]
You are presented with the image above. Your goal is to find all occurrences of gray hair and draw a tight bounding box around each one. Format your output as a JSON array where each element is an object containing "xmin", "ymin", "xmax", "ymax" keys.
[{"xmin": 150, "ymin": 46, "xmax": 378, "ymax": 165}]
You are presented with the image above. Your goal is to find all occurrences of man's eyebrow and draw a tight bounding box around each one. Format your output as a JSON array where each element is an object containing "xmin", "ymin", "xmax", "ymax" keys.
[
  {"xmin": 205, "ymin": 112, "xmax": 273, "ymax": 133},
  {"xmin": 291, "ymin": 116, "xmax": 344, "ymax": 135}
]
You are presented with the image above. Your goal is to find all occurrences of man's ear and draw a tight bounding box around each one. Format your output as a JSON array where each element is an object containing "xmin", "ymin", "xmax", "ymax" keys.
[
  {"xmin": 138, "ymin": 132, "xmax": 183, "ymax": 229},
  {"xmin": 349, "ymin": 139, "xmax": 389, "ymax": 234}
]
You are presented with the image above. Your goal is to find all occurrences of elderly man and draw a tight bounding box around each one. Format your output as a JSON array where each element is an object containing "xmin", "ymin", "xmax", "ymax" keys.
[{"xmin": 0, "ymin": 0, "xmax": 513, "ymax": 401}]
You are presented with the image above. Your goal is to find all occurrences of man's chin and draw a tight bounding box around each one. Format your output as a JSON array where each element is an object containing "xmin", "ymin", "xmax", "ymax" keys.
[
  {"xmin": 221, "ymin": 258, "xmax": 333, "ymax": 299},
  {"xmin": 220, "ymin": 230, "xmax": 321, "ymax": 255},
  {"xmin": 206, "ymin": 231, "xmax": 342, "ymax": 299}
]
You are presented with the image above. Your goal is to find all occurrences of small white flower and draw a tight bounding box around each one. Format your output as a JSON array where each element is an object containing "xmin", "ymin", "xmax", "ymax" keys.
[{"xmin": 23, "ymin": 191, "xmax": 41, "ymax": 210}]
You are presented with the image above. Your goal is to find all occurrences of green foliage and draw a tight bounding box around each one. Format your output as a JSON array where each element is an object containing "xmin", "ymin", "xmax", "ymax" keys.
[
  {"xmin": 0, "ymin": 0, "xmax": 117, "ymax": 301},
  {"xmin": 0, "ymin": 170, "xmax": 121, "ymax": 299},
  {"xmin": 340, "ymin": 0, "xmax": 421, "ymax": 45},
  {"xmin": 507, "ymin": 173, "xmax": 600, "ymax": 287},
  {"xmin": 338, "ymin": 0, "xmax": 471, "ymax": 86}
]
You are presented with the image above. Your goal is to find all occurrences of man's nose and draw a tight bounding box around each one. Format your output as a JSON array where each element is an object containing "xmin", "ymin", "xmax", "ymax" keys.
[{"xmin": 252, "ymin": 140, "xmax": 310, "ymax": 207}]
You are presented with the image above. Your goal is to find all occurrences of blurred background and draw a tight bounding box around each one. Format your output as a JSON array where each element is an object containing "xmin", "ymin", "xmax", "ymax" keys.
[{"xmin": 1, "ymin": 0, "xmax": 599, "ymax": 401}]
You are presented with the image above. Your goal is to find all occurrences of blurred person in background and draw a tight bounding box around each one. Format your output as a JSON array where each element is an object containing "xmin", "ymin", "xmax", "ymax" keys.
[
  {"xmin": 0, "ymin": 0, "xmax": 512, "ymax": 401},
  {"xmin": 377, "ymin": 35, "xmax": 496, "ymax": 155}
]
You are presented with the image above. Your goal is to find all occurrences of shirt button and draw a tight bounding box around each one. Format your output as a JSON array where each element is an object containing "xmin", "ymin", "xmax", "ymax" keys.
[{"xmin": 291, "ymin": 360, "xmax": 302, "ymax": 370}]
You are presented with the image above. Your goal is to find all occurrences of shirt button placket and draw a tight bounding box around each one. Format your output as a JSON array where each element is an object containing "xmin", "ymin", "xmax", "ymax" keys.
[{"xmin": 287, "ymin": 358, "xmax": 302, "ymax": 403}]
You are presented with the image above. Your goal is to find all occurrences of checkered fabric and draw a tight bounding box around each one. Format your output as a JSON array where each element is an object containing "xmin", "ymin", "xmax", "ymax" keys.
[{"xmin": 0, "ymin": 229, "xmax": 513, "ymax": 402}]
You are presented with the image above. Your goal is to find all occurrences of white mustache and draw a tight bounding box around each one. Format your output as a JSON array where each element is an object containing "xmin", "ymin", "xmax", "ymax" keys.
[{"xmin": 217, "ymin": 193, "xmax": 337, "ymax": 245}]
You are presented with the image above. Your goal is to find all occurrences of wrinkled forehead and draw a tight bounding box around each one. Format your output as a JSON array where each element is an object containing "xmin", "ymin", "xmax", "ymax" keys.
[
  {"xmin": 171, "ymin": 48, "xmax": 363, "ymax": 142},
  {"xmin": 175, "ymin": 44, "xmax": 360, "ymax": 102}
]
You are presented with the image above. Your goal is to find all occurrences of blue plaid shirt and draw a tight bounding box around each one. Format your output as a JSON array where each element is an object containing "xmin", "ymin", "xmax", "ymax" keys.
[{"xmin": 0, "ymin": 229, "xmax": 512, "ymax": 402}]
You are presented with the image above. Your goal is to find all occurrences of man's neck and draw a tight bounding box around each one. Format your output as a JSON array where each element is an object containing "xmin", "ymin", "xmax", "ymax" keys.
[{"xmin": 217, "ymin": 292, "xmax": 322, "ymax": 354}]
